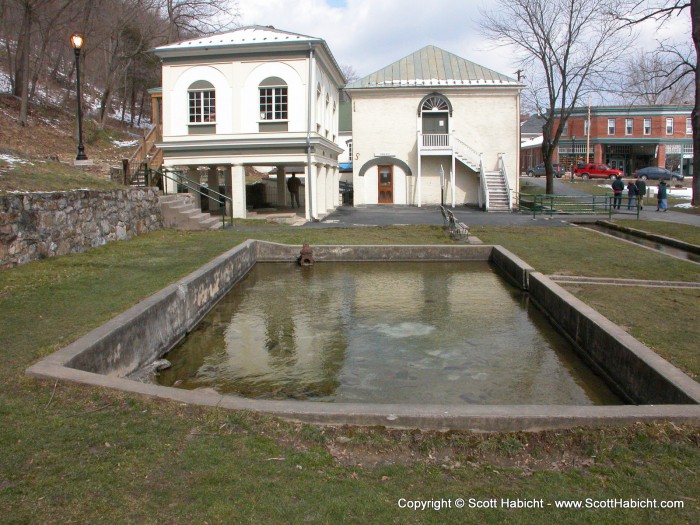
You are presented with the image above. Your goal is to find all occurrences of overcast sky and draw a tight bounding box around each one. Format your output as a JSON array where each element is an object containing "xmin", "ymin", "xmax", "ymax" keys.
[{"xmin": 235, "ymin": 0, "xmax": 692, "ymax": 81}]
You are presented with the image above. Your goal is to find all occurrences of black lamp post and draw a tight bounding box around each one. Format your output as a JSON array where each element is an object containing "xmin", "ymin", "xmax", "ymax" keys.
[{"xmin": 70, "ymin": 33, "xmax": 88, "ymax": 161}]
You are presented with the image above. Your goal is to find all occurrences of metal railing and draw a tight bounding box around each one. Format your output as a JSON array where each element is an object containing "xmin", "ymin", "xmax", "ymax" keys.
[
  {"xmin": 479, "ymin": 154, "xmax": 489, "ymax": 211},
  {"xmin": 498, "ymin": 153, "xmax": 512, "ymax": 211},
  {"xmin": 157, "ymin": 168, "xmax": 234, "ymax": 228},
  {"xmin": 518, "ymin": 193, "xmax": 641, "ymax": 219}
]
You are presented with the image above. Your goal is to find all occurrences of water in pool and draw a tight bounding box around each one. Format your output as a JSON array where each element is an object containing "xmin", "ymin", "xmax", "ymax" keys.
[{"xmin": 157, "ymin": 262, "xmax": 620, "ymax": 405}]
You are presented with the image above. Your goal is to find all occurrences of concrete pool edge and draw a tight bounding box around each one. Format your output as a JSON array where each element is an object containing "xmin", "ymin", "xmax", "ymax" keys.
[{"xmin": 26, "ymin": 241, "xmax": 700, "ymax": 432}]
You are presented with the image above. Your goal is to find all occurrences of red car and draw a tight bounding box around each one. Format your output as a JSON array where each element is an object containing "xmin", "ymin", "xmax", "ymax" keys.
[{"xmin": 573, "ymin": 163, "xmax": 623, "ymax": 180}]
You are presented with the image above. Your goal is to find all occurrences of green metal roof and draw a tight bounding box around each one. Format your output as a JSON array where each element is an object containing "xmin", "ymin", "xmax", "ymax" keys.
[{"xmin": 346, "ymin": 45, "xmax": 519, "ymax": 89}]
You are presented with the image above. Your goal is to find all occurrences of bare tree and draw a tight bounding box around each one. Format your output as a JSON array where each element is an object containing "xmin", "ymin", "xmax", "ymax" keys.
[
  {"xmin": 619, "ymin": 47, "xmax": 694, "ymax": 104},
  {"xmin": 612, "ymin": 0, "xmax": 698, "ymax": 205},
  {"xmin": 160, "ymin": 0, "xmax": 239, "ymax": 42},
  {"xmin": 482, "ymin": 0, "xmax": 632, "ymax": 194},
  {"xmin": 340, "ymin": 64, "xmax": 359, "ymax": 85}
]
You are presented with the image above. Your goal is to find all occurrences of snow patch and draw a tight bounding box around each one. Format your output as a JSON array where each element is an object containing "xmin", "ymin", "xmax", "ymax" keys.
[
  {"xmin": 112, "ymin": 139, "xmax": 139, "ymax": 148},
  {"xmin": 0, "ymin": 154, "xmax": 31, "ymax": 165}
]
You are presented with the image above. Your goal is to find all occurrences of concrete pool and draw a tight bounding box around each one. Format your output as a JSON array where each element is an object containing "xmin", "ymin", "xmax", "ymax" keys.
[{"xmin": 26, "ymin": 241, "xmax": 700, "ymax": 431}]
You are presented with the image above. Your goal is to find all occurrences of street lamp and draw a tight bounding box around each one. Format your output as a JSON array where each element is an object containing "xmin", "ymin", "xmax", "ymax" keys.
[
  {"xmin": 571, "ymin": 135, "xmax": 576, "ymax": 180},
  {"xmin": 70, "ymin": 33, "xmax": 88, "ymax": 161}
]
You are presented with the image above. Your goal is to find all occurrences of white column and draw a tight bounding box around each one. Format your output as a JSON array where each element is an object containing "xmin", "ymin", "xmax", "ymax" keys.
[
  {"xmin": 316, "ymin": 164, "xmax": 326, "ymax": 216},
  {"xmin": 417, "ymin": 157, "xmax": 422, "ymax": 207},
  {"xmin": 222, "ymin": 165, "xmax": 232, "ymax": 218},
  {"xmin": 276, "ymin": 166, "xmax": 286, "ymax": 206},
  {"xmin": 305, "ymin": 163, "xmax": 315, "ymax": 220},
  {"xmin": 231, "ymin": 164, "xmax": 246, "ymax": 219},
  {"xmin": 326, "ymin": 165, "xmax": 335, "ymax": 212},
  {"xmin": 451, "ymin": 154, "xmax": 456, "ymax": 207},
  {"xmin": 163, "ymin": 165, "xmax": 178, "ymax": 194}
]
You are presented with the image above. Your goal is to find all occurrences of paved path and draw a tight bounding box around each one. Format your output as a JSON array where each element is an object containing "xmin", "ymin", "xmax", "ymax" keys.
[
  {"xmin": 303, "ymin": 203, "xmax": 700, "ymax": 229},
  {"xmin": 305, "ymin": 204, "xmax": 573, "ymax": 228}
]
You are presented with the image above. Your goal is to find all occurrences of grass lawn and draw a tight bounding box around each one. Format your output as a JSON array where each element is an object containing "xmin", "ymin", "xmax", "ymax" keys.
[
  {"xmin": 470, "ymin": 225, "xmax": 700, "ymax": 282},
  {"xmin": 560, "ymin": 285, "xmax": 700, "ymax": 379},
  {"xmin": 0, "ymin": 157, "xmax": 123, "ymax": 193},
  {"xmin": 1, "ymin": 226, "xmax": 699, "ymax": 524}
]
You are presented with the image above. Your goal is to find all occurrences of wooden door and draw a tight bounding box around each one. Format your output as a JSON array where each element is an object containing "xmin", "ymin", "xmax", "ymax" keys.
[{"xmin": 378, "ymin": 165, "xmax": 393, "ymax": 203}]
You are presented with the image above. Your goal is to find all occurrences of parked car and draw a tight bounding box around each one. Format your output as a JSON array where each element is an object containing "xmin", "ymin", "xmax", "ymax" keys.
[
  {"xmin": 572, "ymin": 163, "xmax": 622, "ymax": 180},
  {"xmin": 526, "ymin": 163, "xmax": 565, "ymax": 178},
  {"xmin": 633, "ymin": 166, "xmax": 684, "ymax": 181}
]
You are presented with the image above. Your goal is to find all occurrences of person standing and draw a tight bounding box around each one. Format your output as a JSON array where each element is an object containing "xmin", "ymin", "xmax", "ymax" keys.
[
  {"xmin": 626, "ymin": 181, "xmax": 638, "ymax": 210},
  {"xmin": 635, "ymin": 177, "xmax": 647, "ymax": 210},
  {"xmin": 287, "ymin": 173, "xmax": 301, "ymax": 209},
  {"xmin": 656, "ymin": 180, "xmax": 668, "ymax": 212},
  {"xmin": 612, "ymin": 175, "xmax": 624, "ymax": 209}
]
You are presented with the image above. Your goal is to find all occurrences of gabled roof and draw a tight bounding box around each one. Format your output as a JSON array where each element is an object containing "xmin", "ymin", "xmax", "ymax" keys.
[
  {"xmin": 346, "ymin": 45, "xmax": 519, "ymax": 89},
  {"xmin": 154, "ymin": 25, "xmax": 321, "ymax": 52}
]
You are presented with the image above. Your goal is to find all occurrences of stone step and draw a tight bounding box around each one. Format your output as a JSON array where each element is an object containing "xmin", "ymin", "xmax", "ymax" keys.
[{"xmin": 158, "ymin": 194, "xmax": 222, "ymax": 230}]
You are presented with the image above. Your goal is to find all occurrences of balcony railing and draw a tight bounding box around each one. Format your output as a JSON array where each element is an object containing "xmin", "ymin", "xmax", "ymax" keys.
[{"xmin": 421, "ymin": 133, "xmax": 450, "ymax": 148}]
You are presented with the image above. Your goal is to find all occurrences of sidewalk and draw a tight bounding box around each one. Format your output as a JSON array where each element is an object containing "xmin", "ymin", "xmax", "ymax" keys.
[{"xmin": 302, "ymin": 203, "xmax": 700, "ymax": 229}]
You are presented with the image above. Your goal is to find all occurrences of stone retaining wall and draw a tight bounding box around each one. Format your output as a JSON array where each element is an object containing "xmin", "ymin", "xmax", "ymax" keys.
[
  {"xmin": 528, "ymin": 272, "xmax": 700, "ymax": 405},
  {"xmin": 0, "ymin": 188, "xmax": 163, "ymax": 269}
]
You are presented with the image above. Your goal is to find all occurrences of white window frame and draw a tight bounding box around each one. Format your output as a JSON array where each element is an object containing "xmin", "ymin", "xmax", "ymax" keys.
[
  {"xmin": 584, "ymin": 119, "xmax": 589, "ymax": 137},
  {"xmin": 625, "ymin": 118, "xmax": 633, "ymax": 135},
  {"xmin": 561, "ymin": 120, "xmax": 568, "ymax": 136},
  {"xmin": 259, "ymin": 83, "xmax": 288, "ymax": 122},
  {"xmin": 643, "ymin": 118, "xmax": 651, "ymax": 135},
  {"xmin": 666, "ymin": 117, "xmax": 674, "ymax": 135},
  {"xmin": 607, "ymin": 118, "xmax": 616, "ymax": 135},
  {"xmin": 686, "ymin": 118, "xmax": 692, "ymax": 135},
  {"xmin": 188, "ymin": 85, "xmax": 216, "ymax": 124}
]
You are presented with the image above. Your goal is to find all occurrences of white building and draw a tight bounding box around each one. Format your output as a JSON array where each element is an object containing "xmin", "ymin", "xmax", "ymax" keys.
[
  {"xmin": 153, "ymin": 26, "xmax": 345, "ymax": 220},
  {"xmin": 345, "ymin": 46, "xmax": 523, "ymax": 211}
]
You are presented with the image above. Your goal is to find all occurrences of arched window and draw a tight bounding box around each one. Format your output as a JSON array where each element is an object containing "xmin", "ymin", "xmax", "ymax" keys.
[
  {"xmin": 418, "ymin": 93, "xmax": 451, "ymax": 135},
  {"xmin": 259, "ymin": 77, "xmax": 288, "ymax": 121},
  {"xmin": 420, "ymin": 95, "xmax": 449, "ymax": 113},
  {"xmin": 188, "ymin": 80, "xmax": 215, "ymax": 123}
]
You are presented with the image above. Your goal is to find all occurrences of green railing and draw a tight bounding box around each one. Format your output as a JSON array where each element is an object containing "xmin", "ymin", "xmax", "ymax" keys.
[
  {"xmin": 156, "ymin": 168, "xmax": 234, "ymax": 228},
  {"xmin": 518, "ymin": 193, "xmax": 641, "ymax": 219}
]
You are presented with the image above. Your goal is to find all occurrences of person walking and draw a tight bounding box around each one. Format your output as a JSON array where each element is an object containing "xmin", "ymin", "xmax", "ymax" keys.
[
  {"xmin": 287, "ymin": 173, "xmax": 301, "ymax": 209},
  {"xmin": 656, "ymin": 180, "xmax": 668, "ymax": 212},
  {"xmin": 635, "ymin": 177, "xmax": 647, "ymax": 210},
  {"xmin": 612, "ymin": 175, "xmax": 624, "ymax": 210},
  {"xmin": 626, "ymin": 180, "xmax": 638, "ymax": 210}
]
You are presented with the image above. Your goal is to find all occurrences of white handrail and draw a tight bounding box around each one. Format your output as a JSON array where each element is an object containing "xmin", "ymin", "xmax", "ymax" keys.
[
  {"xmin": 498, "ymin": 153, "xmax": 512, "ymax": 211},
  {"xmin": 453, "ymin": 136, "xmax": 481, "ymax": 167},
  {"xmin": 480, "ymin": 154, "xmax": 489, "ymax": 211}
]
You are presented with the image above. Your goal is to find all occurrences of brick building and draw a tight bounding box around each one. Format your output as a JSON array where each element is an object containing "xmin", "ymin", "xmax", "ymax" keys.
[{"xmin": 554, "ymin": 104, "xmax": 693, "ymax": 177}]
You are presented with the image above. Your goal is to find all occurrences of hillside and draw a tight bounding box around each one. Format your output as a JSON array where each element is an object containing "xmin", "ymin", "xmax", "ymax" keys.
[{"xmin": 0, "ymin": 94, "xmax": 144, "ymax": 193}]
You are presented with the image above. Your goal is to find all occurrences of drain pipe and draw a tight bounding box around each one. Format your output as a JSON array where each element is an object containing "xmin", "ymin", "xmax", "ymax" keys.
[{"xmin": 306, "ymin": 43, "xmax": 315, "ymax": 221}]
